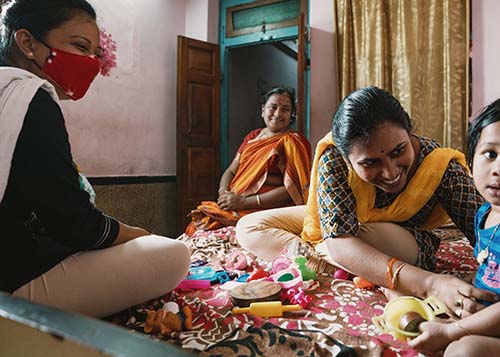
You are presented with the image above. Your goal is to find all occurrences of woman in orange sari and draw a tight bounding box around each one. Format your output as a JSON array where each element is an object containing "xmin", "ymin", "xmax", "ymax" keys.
[{"xmin": 186, "ymin": 87, "xmax": 312, "ymax": 235}]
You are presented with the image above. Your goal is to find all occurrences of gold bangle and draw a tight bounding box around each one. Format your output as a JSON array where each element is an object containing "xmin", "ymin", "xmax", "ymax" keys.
[
  {"xmin": 386, "ymin": 257, "xmax": 398, "ymax": 289},
  {"xmin": 256, "ymin": 194, "xmax": 261, "ymax": 207},
  {"xmin": 391, "ymin": 263, "xmax": 406, "ymax": 290}
]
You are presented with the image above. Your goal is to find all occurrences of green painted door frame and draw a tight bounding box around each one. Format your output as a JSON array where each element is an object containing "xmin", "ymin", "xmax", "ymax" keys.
[{"xmin": 219, "ymin": 0, "xmax": 310, "ymax": 170}]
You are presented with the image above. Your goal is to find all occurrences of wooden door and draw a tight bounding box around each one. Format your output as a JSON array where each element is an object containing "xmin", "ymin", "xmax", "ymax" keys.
[
  {"xmin": 176, "ymin": 36, "xmax": 220, "ymax": 234},
  {"xmin": 296, "ymin": 11, "xmax": 308, "ymax": 134}
]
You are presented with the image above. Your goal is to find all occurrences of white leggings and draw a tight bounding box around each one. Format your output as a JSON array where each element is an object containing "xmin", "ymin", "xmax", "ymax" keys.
[
  {"xmin": 236, "ymin": 205, "xmax": 418, "ymax": 266},
  {"xmin": 13, "ymin": 235, "xmax": 190, "ymax": 318}
]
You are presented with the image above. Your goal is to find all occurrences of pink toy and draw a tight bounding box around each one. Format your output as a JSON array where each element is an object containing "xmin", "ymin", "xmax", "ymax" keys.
[
  {"xmin": 280, "ymin": 287, "xmax": 313, "ymax": 308},
  {"xmin": 272, "ymin": 256, "xmax": 292, "ymax": 273},
  {"xmin": 272, "ymin": 268, "xmax": 303, "ymax": 289},
  {"xmin": 176, "ymin": 279, "xmax": 211, "ymax": 291},
  {"xmin": 334, "ymin": 268, "xmax": 349, "ymax": 280},
  {"xmin": 226, "ymin": 250, "xmax": 248, "ymax": 270}
]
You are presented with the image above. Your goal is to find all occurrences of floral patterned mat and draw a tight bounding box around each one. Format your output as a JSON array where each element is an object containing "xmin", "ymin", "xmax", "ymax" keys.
[{"xmin": 107, "ymin": 226, "xmax": 477, "ymax": 357}]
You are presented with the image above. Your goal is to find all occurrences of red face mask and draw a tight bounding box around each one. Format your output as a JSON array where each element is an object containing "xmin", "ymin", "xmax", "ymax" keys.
[{"xmin": 41, "ymin": 46, "xmax": 101, "ymax": 100}]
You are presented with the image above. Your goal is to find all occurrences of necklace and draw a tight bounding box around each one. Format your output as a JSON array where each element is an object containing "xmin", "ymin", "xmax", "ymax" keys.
[{"xmin": 476, "ymin": 223, "xmax": 500, "ymax": 265}]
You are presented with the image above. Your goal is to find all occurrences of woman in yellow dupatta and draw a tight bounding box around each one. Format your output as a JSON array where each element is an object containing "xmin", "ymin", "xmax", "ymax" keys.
[
  {"xmin": 237, "ymin": 86, "xmax": 497, "ymax": 316},
  {"xmin": 186, "ymin": 87, "xmax": 311, "ymax": 235}
]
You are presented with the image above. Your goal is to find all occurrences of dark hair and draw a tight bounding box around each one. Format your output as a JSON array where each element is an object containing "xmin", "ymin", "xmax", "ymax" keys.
[
  {"xmin": 0, "ymin": 0, "xmax": 96, "ymax": 62},
  {"xmin": 467, "ymin": 98, "xmax": 500, "ymax": 169},
  {"xmin": 261, "ymin": 86, "xmax": 297, "ymax": 123},
  {"xmin": 332, "ymin": 86, "xmax": 412, "ymax": 157}
]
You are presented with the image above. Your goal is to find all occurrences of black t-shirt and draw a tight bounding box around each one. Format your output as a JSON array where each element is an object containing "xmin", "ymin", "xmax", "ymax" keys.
[{"xmin": 0, "ymin": 89, "xmax": 119, "ymax": 293}]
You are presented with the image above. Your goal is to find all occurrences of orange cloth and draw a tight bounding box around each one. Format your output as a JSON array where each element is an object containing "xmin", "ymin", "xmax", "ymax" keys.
[
  {"xmin": 301, "ymin": 132, "xmax": 468, "ymax": 245},
  {"xmin": 186, "ymin": 131, "xmax": 311, "ymax": 235}
]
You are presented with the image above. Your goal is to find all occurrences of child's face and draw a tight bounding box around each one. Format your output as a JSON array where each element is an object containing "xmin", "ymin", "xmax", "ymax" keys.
[{"xmin": 473, "ymin": 121, "xmax": 500, "ymax": 208}]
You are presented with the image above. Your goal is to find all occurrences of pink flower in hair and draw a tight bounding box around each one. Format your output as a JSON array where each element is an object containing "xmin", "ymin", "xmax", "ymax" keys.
[{"xmin": 99, "ymin": 28, "xmax": 117, "ymax": 76}]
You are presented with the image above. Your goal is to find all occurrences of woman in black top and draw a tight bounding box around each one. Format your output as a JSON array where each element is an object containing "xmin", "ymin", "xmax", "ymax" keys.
[{"xmin": 0, "ymin": 0, "xmax": 190, "ymax": 317}]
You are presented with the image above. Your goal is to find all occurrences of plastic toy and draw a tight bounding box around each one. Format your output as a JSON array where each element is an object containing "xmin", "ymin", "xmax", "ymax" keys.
[
  {"xmin": 247, "ymin": 269, "xmax": 269, "ymax": 282},
  {"xmin": 186, "ymin": 266, "xmax": 216, "ymax": 280},
  {"xmin": 294, "ymin": 256, "xmax": 317, "ymax": 280},
  {"xmin": 372, "ymin": 296, "xmax": 445, "ymax": 341},
  {"xmin": 272, "ymin": 267, "xmax": 303, "ymax": 289},
  {"xmin": 211, "ymin": 270, "xmax": 235, "ymax": 285},
  {"xmin": 225, "ymin": 250, "xmax": 248, "ymax": 270},
  {"xmin": 272, "ymin": 256, "xmax": 292, "ymax": 273},
  {"xmin": 144, "ymin": 303, "xmax": 193, "ymax": 335},
  {"xmin": 236, "ymin": 273, "xmax": 250, "ymax": 282},
  {"xmin": 280, "ymin": 287, "xmax": 313, "ymax": 308},
  {"xmin": 190, "ymin": 259, "xmax": 208, "ymax": 268},
  {"xmin": 353, "ymin": 276, "xmax": 375, "ymax": 290},
  {"xmin": 333, "ymin": 268, "xmax": 349, "ymax": 280},
  {"xmin": 176, "ymin": 279, "xmax": 211, "ymax": 290},
  {"xmin": 232, "ymin": 301, "xmax": 302, "ymax": 317}
]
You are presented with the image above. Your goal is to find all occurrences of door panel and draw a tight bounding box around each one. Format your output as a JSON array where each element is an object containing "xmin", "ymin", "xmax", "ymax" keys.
[
  {"xmin": 177, "ymin": 36, "xmax": 220, "ymax": 234},
  {"xmin": 296, "ymin": 11, "xmax": 307, "ymax": 135}
]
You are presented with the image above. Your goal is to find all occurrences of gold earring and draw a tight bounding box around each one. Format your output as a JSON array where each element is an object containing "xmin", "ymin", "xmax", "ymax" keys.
[{"xmin": 27, "ymin": 52, "xmax": 34, "ymax": 58}]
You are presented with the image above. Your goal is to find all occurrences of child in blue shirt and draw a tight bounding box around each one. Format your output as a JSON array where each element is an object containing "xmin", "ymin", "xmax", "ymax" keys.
[{"xmin": 409, "ymin": 99, "xmax": 500, "ymax": 356}]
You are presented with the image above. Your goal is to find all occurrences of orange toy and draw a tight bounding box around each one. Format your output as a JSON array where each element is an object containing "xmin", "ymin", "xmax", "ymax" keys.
[
  {"xmin": 353, "ymin": 276, "xmax": 375, "ymax": 290},
  {"xmin": 144, "ymin": 305, "xmax": 193, "ymax": 335}
]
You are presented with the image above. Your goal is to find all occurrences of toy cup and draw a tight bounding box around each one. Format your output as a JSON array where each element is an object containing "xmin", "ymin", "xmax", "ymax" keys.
[{"xmin": 372, "ymin": 296, "xmax": 445, "ymax": 341}]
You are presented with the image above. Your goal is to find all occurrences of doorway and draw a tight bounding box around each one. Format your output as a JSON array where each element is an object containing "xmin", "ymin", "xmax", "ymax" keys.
[
  {"xmin": 219, "ymin": 0, "xmax": 309, "ymax": 169},
  {"xmin": 227, "ymin": 40, "xmax": 298, "ymax": 157}
]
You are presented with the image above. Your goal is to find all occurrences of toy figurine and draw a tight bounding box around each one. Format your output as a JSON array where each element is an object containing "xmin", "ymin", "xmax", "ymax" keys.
[{"xmin": 144, "ymin": 302, "xmax": 193, "ymax": 335}]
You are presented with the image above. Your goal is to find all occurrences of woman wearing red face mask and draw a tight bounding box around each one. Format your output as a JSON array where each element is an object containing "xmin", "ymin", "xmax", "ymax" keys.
[{"xmin": 0, "ymin": 0, "xmax": 190, "ymax": 317}]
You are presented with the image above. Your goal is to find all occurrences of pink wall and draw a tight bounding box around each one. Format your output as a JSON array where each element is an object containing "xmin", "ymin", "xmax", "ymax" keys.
[
  {"xmin": 63, "ymin": 0, "xmax": 188, "ymax": 177},
  {"xmin": 309, "ymin": 0, "xmax": 338, "ymax": 147},
  {"xmin": 471, "ymin": 0, "xmax": 500, "ymax": 118},
  {"xmin": 64, "ymin": 1, "xmax": 336, "ymax": 176}
]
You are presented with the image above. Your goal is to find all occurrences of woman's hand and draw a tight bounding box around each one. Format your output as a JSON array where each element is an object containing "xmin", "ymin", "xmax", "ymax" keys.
[
  {"xmin": 426, "ymin": 273, "xmax": 497, "ymax": 318},
  {"xmin": 217, "ymin": 191, "xmax": 246, "ymax": 210},
  {"xmin": 407, "ymin": 320, "xmax": 454, "ymax": 355}
]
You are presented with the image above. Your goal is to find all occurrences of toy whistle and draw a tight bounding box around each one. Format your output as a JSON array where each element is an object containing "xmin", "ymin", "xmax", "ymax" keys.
[{"xmin": 232, "ymin": 301, "xmax": 302, "ymax": 317}]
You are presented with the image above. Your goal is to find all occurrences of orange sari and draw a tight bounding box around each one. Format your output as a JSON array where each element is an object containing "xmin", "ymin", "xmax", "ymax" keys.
[{"xmin": 186, "ymin": 131, "xmax": 311, "ymax": 235}]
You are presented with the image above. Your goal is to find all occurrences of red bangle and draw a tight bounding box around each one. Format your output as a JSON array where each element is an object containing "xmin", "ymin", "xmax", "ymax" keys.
[{"xmin": 386, "ymin": 257, "xmax": 398, "ymax": 290}]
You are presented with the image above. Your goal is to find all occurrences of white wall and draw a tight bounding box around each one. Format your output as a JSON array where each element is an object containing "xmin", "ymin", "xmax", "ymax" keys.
[
  {"xmin": 471, "ymin": 0, "xmax": 500, "ymax": 118},
  {"xmin": 185, "ymin": 0, "xmax": 219, "ymax": 44}
]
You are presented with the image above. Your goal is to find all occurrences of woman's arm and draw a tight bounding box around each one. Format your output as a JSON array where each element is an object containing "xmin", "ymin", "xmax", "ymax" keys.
[
  {"xmin": 112, "ymin": 222, "xmax": 150, "ymax": 245},
  {"xmin": 218, "ymin": 155, "xmax": 239, "ymax": 195},
  {"xmin": 437, "ymin": 160, "xmax": 485, "ymax": 245},
  {"xmin": 326, "ymin": 236, "xmax": 497, "ymax": 315},
  {"xmin": 408, "ymin": 302, "xmax": 500, "ymax": 354},
  {"xmin": 217, "ymin": 185, "xmax": 293, "ymax": 210}
]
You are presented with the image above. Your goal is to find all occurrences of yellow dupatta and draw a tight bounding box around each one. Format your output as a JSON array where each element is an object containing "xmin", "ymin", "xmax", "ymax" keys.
[
  {"xmin": 301, "ymin": 132, "xmax": 467, "ymax": 245},
  {"xmin": 230, "ymin": 132, "xmax": 311, "ymax": 205}
]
